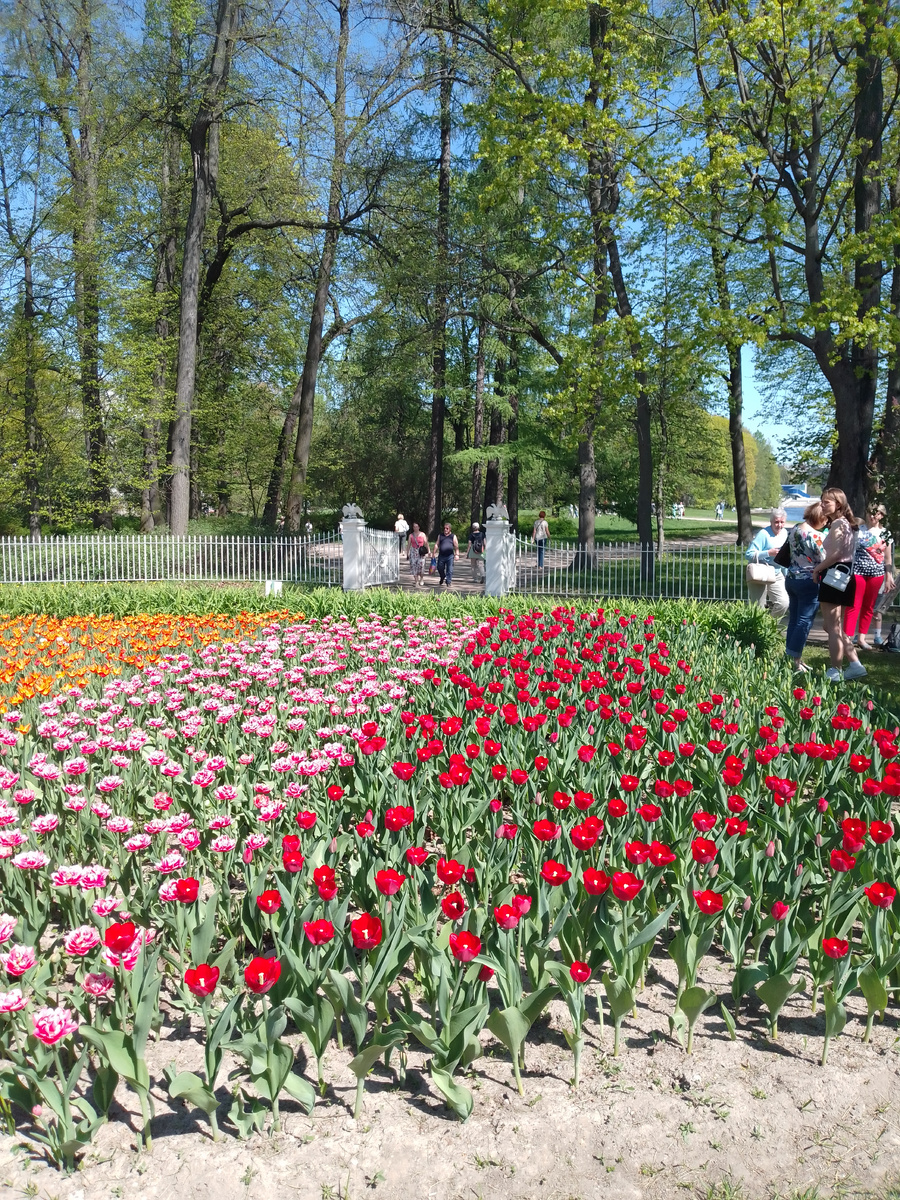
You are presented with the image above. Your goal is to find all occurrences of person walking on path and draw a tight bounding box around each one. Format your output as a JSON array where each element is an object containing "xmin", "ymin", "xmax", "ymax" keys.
[
  {"xmin": 813, "ymin": 488, "xmax": 866, "ymax": 682},
  {"xmin": 844, "ymin": 504, "xmax": 892, "ymax": 650},
  {"xmin": 394, "ymin": 513, "xmax": 409, "ymax": 552},
  {"xmin": 745, "ymin": 508, "xmax": 790, "ymax": 623},
  {"xmin": 407, "ymin": 522, "xmax": 428, "ymax": 586},
  {"xmin": 532, "ymin": 511, "xmax": 550, "ymax": 568},
  {"xmin": 435, "ymin": 522, "xmax": 459, "ymax": 588},
  {"xmin": 784, "ymin": 501, "xmax": 826, "ymax": 672},
  {"xmin": 467, "ymin": 522, "xmax": 486, "ymax": 584}
]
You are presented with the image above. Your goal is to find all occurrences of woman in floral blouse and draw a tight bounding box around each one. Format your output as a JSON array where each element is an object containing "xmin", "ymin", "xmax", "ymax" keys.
[
  {"xmin": 844, "ymin": 504, "xmax": 891, "ymax": 650},
  {"xmin": 784, "ymin": 501, "xmax": 827, "ymax": 671}
]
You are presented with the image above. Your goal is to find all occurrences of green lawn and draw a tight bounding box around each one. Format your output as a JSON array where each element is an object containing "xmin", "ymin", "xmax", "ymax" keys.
[
  {"xmin": 521, "ymin": 509, "xmax": 742, "ymax": 543},
  {"xmin": 800, "ymin": 642, "xmax": 900, "ymax": 703}
]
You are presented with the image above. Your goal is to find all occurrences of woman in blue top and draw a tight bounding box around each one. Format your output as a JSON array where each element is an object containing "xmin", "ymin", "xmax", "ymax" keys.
[{"xmin": 745, "ymin": 509, "xmax": 789, "ymax": 622}]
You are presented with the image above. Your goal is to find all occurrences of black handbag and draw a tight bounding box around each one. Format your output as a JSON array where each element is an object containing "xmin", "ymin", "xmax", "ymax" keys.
[{"xmin": 774, "ymin": 538, "xmax": 791, "ymax": 568}]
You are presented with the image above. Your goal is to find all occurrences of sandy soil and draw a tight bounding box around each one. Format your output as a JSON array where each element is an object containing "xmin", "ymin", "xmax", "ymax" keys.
[{"xmin": 2, "ymin": 949, "xmax": 899, "ymax": 1200}]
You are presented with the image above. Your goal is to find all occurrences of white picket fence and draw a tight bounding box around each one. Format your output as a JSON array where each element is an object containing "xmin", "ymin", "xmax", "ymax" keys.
[
  {"xmin": 512, "ymin": 534, "xmax": 750, "ymax": 600},
  {"xmin": 0, "ymin": 534, "xmax": 343, "ymax": 587}
]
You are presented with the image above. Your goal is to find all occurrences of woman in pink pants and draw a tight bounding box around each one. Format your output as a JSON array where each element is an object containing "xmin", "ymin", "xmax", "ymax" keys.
[{"xmin": 844, "ymin": 505, "xmax": 889, "ymax": 650}]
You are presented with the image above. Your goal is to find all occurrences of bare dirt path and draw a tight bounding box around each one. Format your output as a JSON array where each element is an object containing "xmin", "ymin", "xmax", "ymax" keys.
[{"xmin": 3, "ymin": 952, "xmax": 898, "ymax": 1200}]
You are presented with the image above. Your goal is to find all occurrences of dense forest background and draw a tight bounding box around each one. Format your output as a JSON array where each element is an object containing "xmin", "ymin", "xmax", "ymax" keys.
[{"xmin": 0, "ymin": 0, "xmax": 894, "ymax": 546}]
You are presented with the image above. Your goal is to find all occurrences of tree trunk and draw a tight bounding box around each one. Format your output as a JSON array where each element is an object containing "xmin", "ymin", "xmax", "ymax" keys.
[
  {"xmin": 426, "ymin": 33, "xmax": 452, "ymax": 538},
  {"xmin": 825, "ymin": 22, "xmax": 882, "ymax": 514},
  {"xmin": 470, "ymin": 316, "xmax": 485, "ymax": 526},
  {"xmin": 577, "ymin": 420, "xmax": 598, "ymax": 553},
  {"xmin": 0, "ymin": 144, "xmax": 42, "ymax": 542},
  {"xmin": 707, "ymin": 181, "xmax": 753, "ymax": 544},
  {"xmin": 146, "ymin": 66, "xmax": 181, "ymax": 533},
  {"xmin": 506, "ymin": 332, "xmax": 519, "ymax": 531},
  {"xmin": 283, "ymin": 0, "xmax": 350, "ymax": 534},
  {"xmin": 606, "ymin": 233, "xmax": 653, "ymax": 573},
  {"xmin": 483, "ymin": 371, "xmax": 504, "ymax": 519},
  {"xmin": 871, "ymin": 165, "xmax": 900, "ymax": 497},
  {"xmin": 22, "ymin": 249, "xmax": 41, "ymax": 541},
  {"xmin": 169, "ymin": 0, "xmax": 238, "ymax": 535}
]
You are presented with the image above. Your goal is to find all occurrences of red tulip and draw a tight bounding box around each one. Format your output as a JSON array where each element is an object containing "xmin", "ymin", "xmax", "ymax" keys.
[
  {"xmin": 175, "ymin": 876, "xmax": 200, "ymax": 903},
  {"xmin": 533, "ymin": 819, "xmax": 561, "ymax": 842},
  {"xmin": 304, "ymin": 919, "xmax": 335, "ymax": 945},
  {"xmin": 577, "ymin": 745, "xmax": 596, "ymax": 762},
  {"xmin": 494, "ymin": 904, "xmax": 519, "ymax": 930},
  {"xmin": 607, "ymin": 798, "xmax": 628, "ymax": 818},
  {"xmin": 313, "ymin": 864, "xmax": 338, "ymax": 900},
  {"xmin": 355, "ymin": 821, "xmax": 375, "ymax": 838},
  {"xmin": 282, "ymin": 850, "xmax": 305, "ymax": 873},
  {"xmin": 386, "ymin": 806, "xmax": 417, "ymax": 835},
  {"xmin": 692, "ymin": 811, "xmax": 717, "ymax": 833},
  {"xmin": 350, "ymin": 913, "xmax": 383, "ymax": 951},
  {"xmin": 724, "ymin": 817, "xmax": 749, "ymax": 837},
  {"xmin": 244, "ymin": 956, "xmax": 281, "ymax": 993},
  {"xmin": 625, "ymin": 840, "xmax": 651, "ymax": 865},
  {"xmin": 569, "ymin": 961, "xmax": 591, "ymax": 983},
  {"xmin": 864, "ymin": 882, "xmax": 896, "ymax": 909},
  {"xmin": 295, "ymin": 809, "xmax": 318, "ymax": 830},
  {"xmin": 870, "ymin": 820, "xmax": 894, "ymax": 843},
  {"xmin": 693, "ymin": 889, "xmax": 723, "ymax": 915},
  {"xmin": 583, "ymin": 868, "xmax": 611, "ymax": 896},
  {"xmin": 727, "ymin": 794, "xmax": 748, "ymax": 813},
  {"xmin": 326, "ymin": 785, "xmax": 344, "ymax": 802},
  {"xmin": 822, "ymin": 937, "xmax": 849, "ymax": 959},
  {"xmin": 830, "ymin": 848, "xmax": 856, "ymax": 872},
  {"xmin": 620, "ymin": 774, "xmax": 640, "ymax": 792},
  {"xmin": 405, "ymin": 846, "xmax": 429, "ymax": 866},
  {"xmin": 374, "ymin": 868, "xmax": 406, "ymax": 896},
  {"xmin": 449, "ymin": 931, "xmax": 481, "ymax": 962},
  {"xmin": 540, "ymin": 859, "xmax": 572, "ymax": 886},
  {"xmin": 691, "ymin": 838, "xmax": 718, "ymax": 865},
  {"xmin": 496, "ymin": 823, "xmax": 519, "ymax": 840},
  {"xmin": 573, "ymin": 790, "xmax": 595, "ymax": 810},
  {"xmin": 184, "ymin": 964, "xmax": 220, "ymax": 997},
  {"xmin": 771, "ymin": 901, "xmax": 790, "ymax": 921},
  {"xmin": 436, "ymin": 857, "xmax": 465, "ymax": 885},
  {"xmin": 104, "ymin": 921, "xmax": 136, "ymax": 954},
  {"xmin": 441, "ymin": 891, "xmax": 467, "ymax": 920},
  {"xmin": 648, "ymin": 840, "xmax": 676, "ymax": 866},
  {"xmin": 390, "ymin": 762, "xmax": 416, "ymax": 784},
  {"xmin": 552, "ymin": 790, "xmax": 572, "ymax": 810},
  {"xmin": 256, "ymin": 889, "xmax": 282, "ymax": 914},
  {"xmin": 478, "ymin": 964, "xmax": 495, "ymax": 982},
  {"xmin": 511, "ymin": 893, "xmax": 532, "ymax": 915},
  {"xmin": 611, "ymin": 871, "xmax": 644, "ymax": 902}
]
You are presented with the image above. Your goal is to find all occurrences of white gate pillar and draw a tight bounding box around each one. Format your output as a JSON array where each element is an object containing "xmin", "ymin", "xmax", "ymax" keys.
[
  {"xmin": 485, "ymin": 504, "xmax": 515, "ymax": 597},
  {"xmin": 341, "ymin": 505, "xmax": 366, "ymax": 591}
]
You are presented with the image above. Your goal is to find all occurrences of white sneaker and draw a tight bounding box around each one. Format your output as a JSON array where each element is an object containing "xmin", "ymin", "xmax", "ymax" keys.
[
  {"xmin": 843, "ymin": 661, "xmax": 868, "ymax": 682},
  {"xmin": 825, "ymin": 668, "xmax": 843, "ymax": 683}
]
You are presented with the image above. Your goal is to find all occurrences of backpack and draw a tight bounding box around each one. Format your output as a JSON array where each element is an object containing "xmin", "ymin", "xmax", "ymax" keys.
[
  {"xmin": 887, "ymin": 622, "xmax": 900, "ymax": 653},
  {"xmin": 470, "ymin": 531, "xmax": 484, "ymax": 553}
]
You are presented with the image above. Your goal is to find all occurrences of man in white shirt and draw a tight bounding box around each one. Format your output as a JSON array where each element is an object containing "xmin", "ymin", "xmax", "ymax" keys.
[{"xmin": 745, "ymin": 508, "xmax": 789, "ymax": 621}]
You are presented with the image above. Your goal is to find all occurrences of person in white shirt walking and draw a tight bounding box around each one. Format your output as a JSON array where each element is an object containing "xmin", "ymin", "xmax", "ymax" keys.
[
  {"xmin": 745, "ymin": 509, "xmax": 789, "ymax": 622},
  {"xmin": 394, "ymin": 513, "xmax": 409, "ymax": 552}
]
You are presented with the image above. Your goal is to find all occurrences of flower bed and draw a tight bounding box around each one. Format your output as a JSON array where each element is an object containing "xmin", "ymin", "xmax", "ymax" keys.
[{"xmin": 0, "ymin": 605, "xmax": 897, "ymax": 1166}]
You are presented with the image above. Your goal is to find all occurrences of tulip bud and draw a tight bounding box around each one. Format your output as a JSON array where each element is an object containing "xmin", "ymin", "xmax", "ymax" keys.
[
  {"xmin": 817, "ymin": 797, "xmax": 828, "ymax": 813},
  {"xmin": 796, "ymin": 862, "xmax": 804, "ymax": 876},
  {"xmin": 815, "ymin": 833, "xmax": 823, "ymax": 847},
  {"xmin": 707, "ymin": 863, "xmax": 719, "ymax": 878},
  {"xmin": 743, "ymin": 896, "xmax": 752, "ymax": 912},
  {"xmin": 765, "ymin": 840, "xmax": 775, "ymax": 858},
  {"xmin": 31, "ymin": 1105, "xmax": 42, "ymax": 1119}
]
